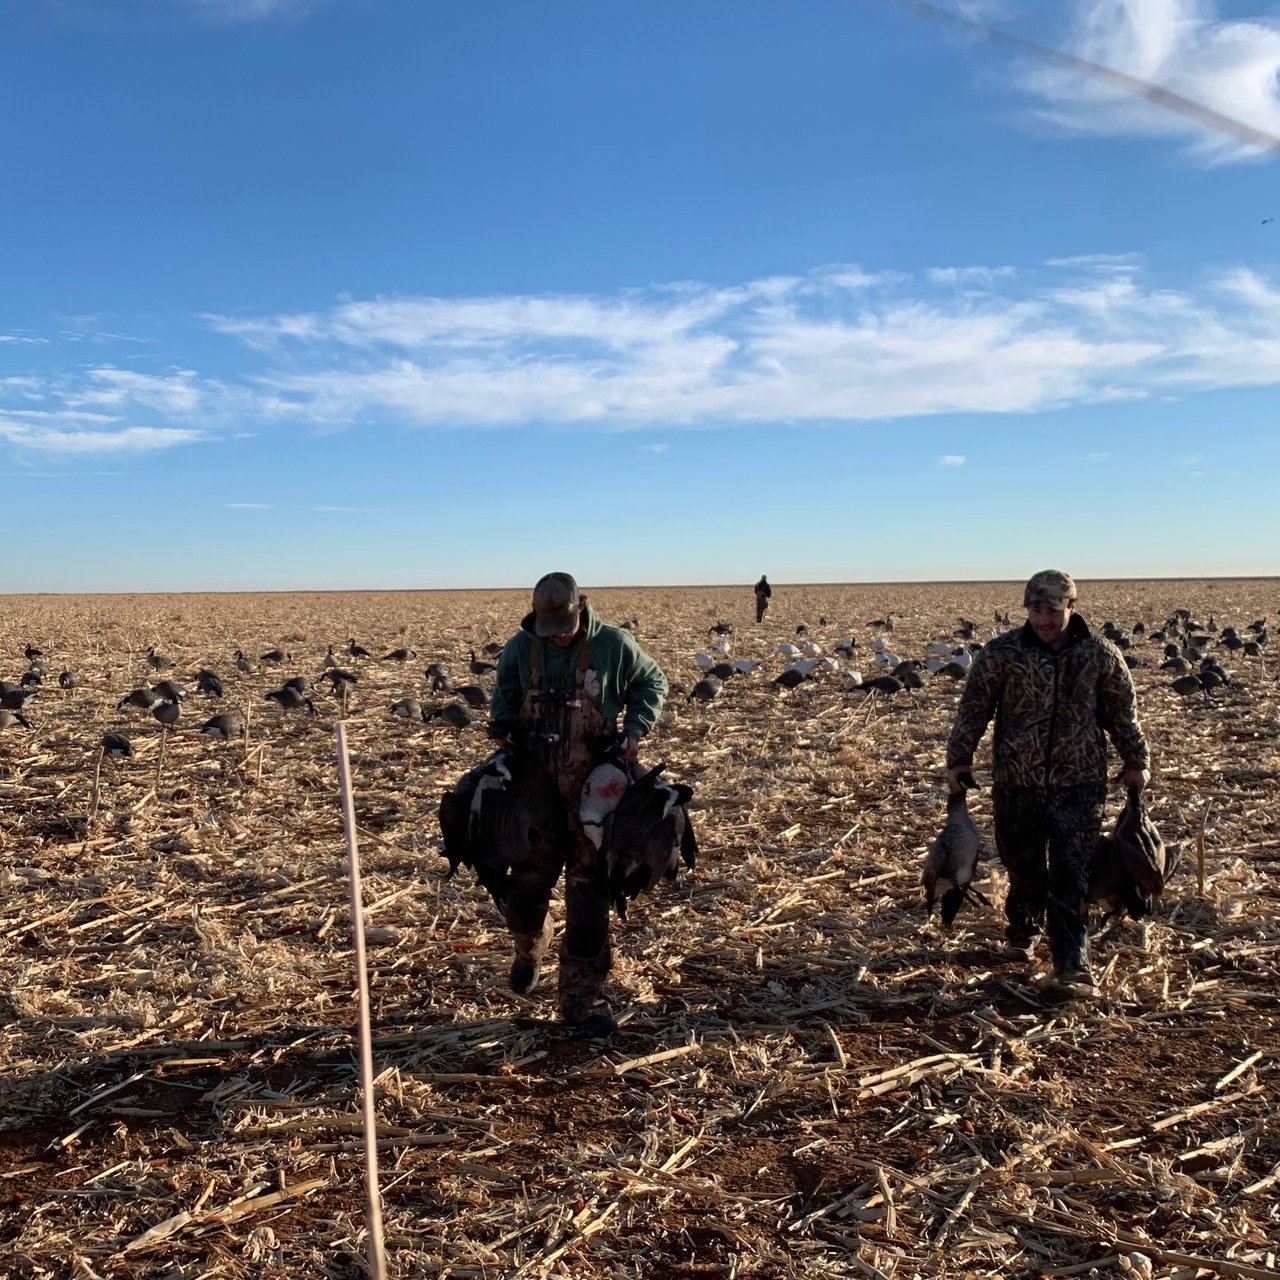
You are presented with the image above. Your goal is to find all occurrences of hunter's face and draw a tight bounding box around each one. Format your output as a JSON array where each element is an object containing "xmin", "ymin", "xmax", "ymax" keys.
[{"xmin": 1027, "ymin": 601, "xmax": 1072, "ymax": 644}]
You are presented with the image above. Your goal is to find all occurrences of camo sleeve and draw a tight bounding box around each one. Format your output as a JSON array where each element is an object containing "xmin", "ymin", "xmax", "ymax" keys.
[
  {"xmin": 946, "ymin": 643, "xmax": 1004, "ymax": 768},
  {"xmin": 1097, "ymin": 645, "xmax": 1150, "ymax": 771}
]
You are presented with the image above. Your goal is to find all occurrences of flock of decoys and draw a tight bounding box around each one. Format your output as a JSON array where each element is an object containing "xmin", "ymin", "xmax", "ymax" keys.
[
  {"xmin": 678, "ymin": 607, "xmax": 1271, "ymax": 712},
  {"xmin": 0, "ymin": 634, "xmax": 512, "ymax": 761}
]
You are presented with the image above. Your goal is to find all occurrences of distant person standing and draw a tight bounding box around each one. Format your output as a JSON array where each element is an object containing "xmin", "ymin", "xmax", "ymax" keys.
[
  {"xmin": 754, "ymin": 575, "xmax": 772, "ymax": 624},
  {"xmin": 944, "ymin": 570, "xmax": 1151, "ymax": 997}
]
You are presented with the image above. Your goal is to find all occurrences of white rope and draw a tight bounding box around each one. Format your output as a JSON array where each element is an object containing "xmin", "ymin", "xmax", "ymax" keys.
[{"xmin": 335, "ymin": 722, "xmax": 389, "ymax": 1280}]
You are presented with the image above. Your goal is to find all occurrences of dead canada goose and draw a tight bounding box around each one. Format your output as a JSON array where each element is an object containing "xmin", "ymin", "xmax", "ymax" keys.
[
  {"xmin": 58, "ymin": 670, "xmax": 77, "ymax": 689},
  {"xmin": 151, "ymin": 700, "xmax": 181, "ymax": 727},
  {"xmin": 469, "ymin": 649, "xmax": 497, "ymax": 676},
  {"xmin": 146, "ymin": 647, "xmax": 173, "ymax": 670},
  {"xmin": 425, "ymin": 702, "xmax": 474, "ymax": 728},
  {"xmin": 455, "ymin": 684, "xmax": 488, "ymax": 709},
  {"xmin": 201, "ymin": 713, "xmax": 243, "ymax": 740},
  {"xmin": 348, "ymin": 638, "xmax": 371, "ymax": 659},
  {"xmin": 921, "ymin": 774, "xmax": 989, "ymax": 925},
  {"xmin": 688, "ymin": 676, "xmax": 724, "ymax": 703},
  {"xmin": 382, "ymin": 647, "xmax": 415, "ymax": 662},
  {"xmin": 0, "ymin": 709, "xmax": 32, "ymax": 731},
  {"xmin": 117, "ymin": 688, "xmax": 158, "ymax": 712},
  {"xmin": 391, "ymin": 697, "xmax": 423, "ymax": 719},
  {"xmin": 102, "ymin": 731, "xmax": 133, "ymax": 758},
  {"xmin": 266, "ymin": 687, "xmax": 316, "ymax": 714}
]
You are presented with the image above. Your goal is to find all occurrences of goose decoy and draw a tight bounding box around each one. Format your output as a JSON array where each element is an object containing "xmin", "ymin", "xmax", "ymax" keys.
[
  {"xmin": 688, "ymin": 676, "xmax": 724, "ymax": 702},
  {"xmin": 937, "ymin": 661, "xmax": 969, "ymax": 680},
  {"xmin": 117, "ymin": 688, "xmax": 158, "ymax": 712},
  {"xmin": 23, "ymin": 644, "xmax": 43, "ymax": 660},
  {"xmin": 795, "ymin": 624, "xmax": 808, "ymax": 637},
  {"xmin": 771, "ymin": 669, "xmax": 809, "ymax": 690},
  {"xmin": 0, "ymin": 709, "xmax": 32, "ymax": 731},
  {"xmin": 197, "ymin": 672, "xmax": 224, "ymax": 698},
  {"xmin": 266, "ymin": 687, "xmax": 316, "ymax": 714},
  {"xmin": 322, "ymin": 645, "xmax": 339, "ymax": 669},
  {"xmin": 1170, "ymin": 674, "xmax": 1206, "ymax": 699},
  {"xmin": 1247, "ymin": 617, "xmax": 1267, "ymax": 633},
  {"xmin": 469, "ymin": 650, "xmax": 497, "ymax": 677},
  {"xmin": 425, "ymin": 663, "xmax": 451, "ymax": 691},
  {"xmin": 151, "ymin": 680, "xmax": 187, "ymax": 703},
  {"xmin": 899, "ymin": 668, "xmax": 925, "ymax": 690},
  {"xmin": 347, "ymin": 638, "xmax": 371, "ymax": 659},
  {"xmin": 1, "ymin": 687, "xmax": 38, "ymax": 710},
  {"xmin": 482, "ymin": 642, "xmax": 504, "ymax": 657},
  {"xmin": 146, "ymin": 647, "xmax": 173, "ymax": 670},
  {"xmin": 102, "ymin": 731, "xmax": 133, "ymax": 758},
  {"xmin": 391, "ymin": 697, "xmax": 423, "ymax": 719},
  {"xmin": 860, "ymin": 675, "xmax": 904, "ymax": 695},
  {"xmin": 382, "ymin": 647, "xmax": 415, "ymax": 663},
  {"xmin": 709, "ymin": 662, "xmax": 736, "ymax": 681},
  {"xmin": 425, "ymin": 702, "xmax": 474, "ymax": 728},
  {"xmin": 259, "ymin": 648, "xmax": 289, "ymax": 664},
  {"xmin": 201, "ymin": 712, "xmax": 243, "ymax": 740},
  {"xmin": 731, "ymin": 659, "xmax": 761, "ymax": 674},
  {"xmin": 455, "ymin": 684, "xmax": 488, "ymax": 709},
  {"xmin": 282, "ymin": 675, "xmax": 311, "ymax": 694},
  {"xmin": 234, "ymin": 650, "xmax": 258, "ymax": 674},
  {"xmin": 868, "ymin": 616, "xmax": 894, "ymax": 632},
  {"xmin": 709, "ymin": 622, "xmax": 734, "ymax": 636},
  {"xmin": 620, "ymin": 617, "xmax": 639, "ymax": 633},
  {"xmin": 325, "ymin": 667, "xmax": 358, "ymax": 692},
  {"xmin": 19, "ymin": 669, "xmax": 42, "ymax": 687},
  {"xmin": 151, "ymin": 699, "xmax": 181, "ymax": 726},
  {"xmin": 58, "ymin": 671, "xmax": 77, "ymax": 689},
  {"xmin": 1160, "ymin": 657, "xmax": 1191, "ymax": 674},
  {"xmin": 693, "ymin": 651, "xmax": 715, "ymax": 671}
]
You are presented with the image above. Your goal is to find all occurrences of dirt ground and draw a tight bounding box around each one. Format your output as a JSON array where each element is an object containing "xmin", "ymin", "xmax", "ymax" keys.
[{"xmin": 0, "ymin": 580, "xmax": 1276, "ymax": 1279}]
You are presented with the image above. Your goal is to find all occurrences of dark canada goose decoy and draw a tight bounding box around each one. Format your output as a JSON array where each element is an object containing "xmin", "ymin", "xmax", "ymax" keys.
[
  {"xmin": 709, "ymin": 662, "xmax": 736, "ymax": 681},
  {"xmin": 688, "ymin": 676, "xmax": 724, "ymax": 703},
  {"xmin": 197, "ymin": 672, "xmax": 224, "ymax": 698},
  {"xmin": 58, "ymin": 670, "xmax": 77, "ymax": 689},
  {"xmin": 201, "ymin": 712, "xmax": 243, "ymax": 740},
  {"xmin": 324, "ymin": 667, "xmax": 358, "ymax": 691},
  {"xmin": 23, "ymin": 644, "xmax": 43, "ymax": 660},
  {"xmin": 772, "ymin": 669, "xmax": 809, "ymax": 690},
  {"xmin": 347, "ymin": 638, "xmax": 371, "ymax": 660},
  {"xmin": 425, "ymin": 662, "xmax": 451, "ymax": 691},
  {"xmin": 117, "ymin": 687, "xmax": 158, "ymax": 712},
  {"xmin": 795, "ymin": 624, "xmax": 808, "ymax": 637},
  {"xmin": 899, "ymin": 668, "xmax": 925, "ymax": 690},
  {"xmin": 382, "ymin": 647, "xmax": 415, "ymax": 662},
  {"xmin": 860, "ymin": 675, "xmax": 905, "ymax": 696},
  {"xmin": 102, "ymin": 731, "xmax": 133, "ymax": 758},
  {"xmin": 425, "ymin": 702, "xmax": 474, "ymax": 729},
  {"xmin": 234, "ymin": 650, "xmax": 258, "ymax": 674},
  {"xmin": 282, "ymin": 675, "xmax": 311, "ymax": 694},
  {"xmin": 1247, "ymin": 617, "xmax": 1267, "ymax": 633},
  {"xmin": 1133, "ymin": 621, "xmax": 1145, "ymax": 636},
  {"xmin": 151, "ymin": 680, "xmax": 187, "ymax": 703},
  {"xmin": 151, "ymin": 700, "xmax": 181, "ymax": 727},
  {"xmin": 0, "ymin": 709, "xmax": 32, "ymax": 731},
  {"xmin": 1, "ymin": 686, "xmax": 38, "ymax": 710},
  {"xmin": 482, "ymin": 642, "xmax": 504, "ymax": 657},
  {"xmin": 19, "ymin": 669, "xmax": 42, "ymax": 688},
  {"xmin": 146, "ymin": 647, "xmax": 173, "ymax": 670},
  {"xmin": 937, "ymin": 661, "xmax": 969, "ymax": 680},
  {"xmin": 469, "ymin": 650, "xmax": 497, "ymax": 677},
  {"xmin": 621, "ymin": 617, "xmax": 639, "ymax": 633},
  {"xmin": 266, "ymin": 687, "xmax": 316, "ymax": 714},
  {"xmin": 1170, "ymin": 674, "xmax": 1206, "ymax": 699},
  {"xmin": 259, "ymin": 648, "xmax": 289, "ymax": 665},
  {"xmin": 1160, "ymin": 657, "xmax": 1191, "ymax": 674},
  {"xmin": 1199, "ymin": 666, "xmax": 1230, "ymax": 695},
  {"xmin": 1244, "ymin": 640, "xmax": 1262, "ymax": 657},
  {"xmin": 455, "ymin": 684, "xmax": 488, "ymax": 709},
  {"xmin": 868, "ymin": 615, "xmax": 894, "ymax": 632},
  {"xmin": 391, "ymin": 697, "xmax": 423, "ymax": 719},
  {"xmin": 709, "ymin": 622, "xmax": 734, "ymax": 636},
  {"xmin": 322, "ymin": 645, "xmax": 339, "ymax": 670}
]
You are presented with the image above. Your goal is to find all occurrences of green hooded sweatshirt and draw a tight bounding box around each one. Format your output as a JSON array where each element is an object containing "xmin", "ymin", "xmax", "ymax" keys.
[{"xmin": 490, "ymin": 602, "xmax": 667, "ymax": 740}]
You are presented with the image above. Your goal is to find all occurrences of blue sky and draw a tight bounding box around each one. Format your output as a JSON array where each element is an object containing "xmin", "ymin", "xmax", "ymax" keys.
[{"xmin": 3, "ymin": 0, "xmax": 1278, "ymax": 591}]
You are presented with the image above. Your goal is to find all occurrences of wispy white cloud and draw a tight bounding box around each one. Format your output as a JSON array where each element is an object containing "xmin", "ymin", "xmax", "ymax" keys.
[
  {"xmin": 1020, "ymin": 0, "xmax": 1280, "ymax": 163},
  {"xmin": 226, "ymin": 502, "xmax": 275, "ymax": 509},
  {"xmin": 937, "ymin": 454, "xmax": 968, "ymax": 467},
  {"xmin": 206, "ymin": 261, "xmax": 1280, "ymax": 430},
  {"xmin": 0, "ymin": 333, "xmax": 49, "ymax": 345},
  {"xmin": 638, "ymin": 443, "xmax": 670, "ymax": 454},
  {"xmin": 0, "ymin": 421, "xmax": 204, "ymax": 455}
]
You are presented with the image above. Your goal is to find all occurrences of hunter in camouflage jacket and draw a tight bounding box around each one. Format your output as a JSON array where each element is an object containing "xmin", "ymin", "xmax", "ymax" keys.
[{"xmin": 946, "ymin": 613, "xmax": 1149, "ymax": 789}]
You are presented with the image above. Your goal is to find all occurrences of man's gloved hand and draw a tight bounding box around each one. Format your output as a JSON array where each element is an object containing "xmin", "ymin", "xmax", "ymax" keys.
[
  {"xmin": 618, "ymin": 734, "xmax": 639, "ymax": 763},
  {"xmin": 488, "ymin": 720, "xmax": 516, "ymax": 748}
]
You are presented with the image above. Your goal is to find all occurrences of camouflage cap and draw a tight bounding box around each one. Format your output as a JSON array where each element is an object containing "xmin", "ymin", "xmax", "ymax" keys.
[
  {"xmin": 532, "ymin": 572, "xmax": 580, "ymax": 636},
  {"xmin": 1023, "ymin": 569, "xmax": 1077, "ymax": 607}
]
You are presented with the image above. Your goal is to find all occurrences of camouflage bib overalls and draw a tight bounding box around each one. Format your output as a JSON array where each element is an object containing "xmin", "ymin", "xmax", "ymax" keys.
[{"xmin": 503, "ymin": 639, "xmax": 617, "ymax": 1021}]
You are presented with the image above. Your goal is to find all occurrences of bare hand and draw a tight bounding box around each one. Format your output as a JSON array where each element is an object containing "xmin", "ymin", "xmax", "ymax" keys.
[
  {"xmin": 618, "ymin": 734, "xmax": 640, "ymax": 763},
  {"xmin": 1123, "ymin": 767, "xmax": 1150, "ymax": 791}
]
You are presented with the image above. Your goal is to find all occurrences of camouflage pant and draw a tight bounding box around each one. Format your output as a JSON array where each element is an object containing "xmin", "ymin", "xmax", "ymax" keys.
[
  {"xmin": 501, "ymin": 802, "xmax": 612, "ymax": 1021},
  {"xmin": 992, "ymin": 784, "xmax": 1106, "ymax": 973}
]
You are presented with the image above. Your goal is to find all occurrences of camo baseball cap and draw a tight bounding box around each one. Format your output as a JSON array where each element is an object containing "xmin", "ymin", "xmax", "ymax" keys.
[
  {"xmin": 1023, "ymin": 569, "xmax": 1077, "ymax": 607},
  {"xmin": 532, "ymin": 572, "xmax": 580, "ymax": 636}
]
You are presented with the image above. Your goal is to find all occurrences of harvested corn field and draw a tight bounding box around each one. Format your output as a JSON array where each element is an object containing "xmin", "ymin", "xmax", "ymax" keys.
[{"xmin": 0, "ymin": 579, "xmax": 1277, "ymax": 1280}]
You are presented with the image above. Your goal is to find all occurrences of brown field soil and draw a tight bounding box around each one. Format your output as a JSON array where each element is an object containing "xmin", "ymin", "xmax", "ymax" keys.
[{"xmin": 0, "ymin": 580, "xmax": 1277, "ymax": 1279}]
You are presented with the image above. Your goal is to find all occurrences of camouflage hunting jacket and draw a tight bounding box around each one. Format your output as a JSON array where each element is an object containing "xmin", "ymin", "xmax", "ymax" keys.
[{"xmin": 946, "ymin": 614, "xmax": 1150, "ymax": 789}]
